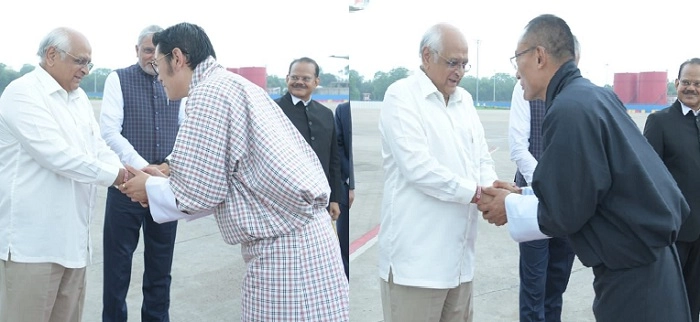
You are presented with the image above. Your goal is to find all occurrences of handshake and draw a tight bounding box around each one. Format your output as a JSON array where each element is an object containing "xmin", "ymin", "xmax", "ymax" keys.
[
  {"xmin": 112, "ymin": 163, "xmax": 172, "ymax": 208},
  {"xmin": 476, "ymin": 180, "xmax": 523, "ymax": 226}
]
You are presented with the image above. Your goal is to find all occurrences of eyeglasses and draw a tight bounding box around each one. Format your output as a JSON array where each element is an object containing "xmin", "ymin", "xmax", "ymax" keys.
[
  {"xmin": 680, "ymin": 80, "xmax": 700, "ymax": 88},
  {"xmin": 510, "ymin": 46, "xmax": 537, "ymax": 70},
  {"xmin": 56, "ymin": 48, "xmax": 93, "ymax": 71},
  {"xmin": 436, "ymin": 53, "xmax": 471, "ymax": 72},
  {"xmin": 149, "ymin": 52, "xmax": 172, "ymax": 77},
  {"xmin": 289, "ymin": 75, "xmax": 315, "ymax": 83}
]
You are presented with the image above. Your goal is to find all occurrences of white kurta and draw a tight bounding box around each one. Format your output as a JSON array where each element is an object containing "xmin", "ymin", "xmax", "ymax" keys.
[{"xmin": 378, "ymin": 70, "xmax": 498, "ymax": 288}]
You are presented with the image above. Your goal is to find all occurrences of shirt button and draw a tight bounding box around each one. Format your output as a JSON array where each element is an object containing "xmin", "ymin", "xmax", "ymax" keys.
[
  {"xmin": 156, "ymin": 127, "xmax": 160, "ymax": 130},
  {"xmin": 311, "ymin": 136, "xmax": 315, "ymax": 141},
  {"xmin": 308, "ymin": 121, "xmax": 312, "ymax": 125},
  {"xmin": 156, "ymin": 144, "xmax": 160, "ymax": 147}
]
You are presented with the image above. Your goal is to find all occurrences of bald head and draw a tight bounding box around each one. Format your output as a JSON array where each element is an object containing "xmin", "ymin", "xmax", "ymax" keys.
[
  {"xmin": 37, "ymin": 27, "xmax": 90, "ymax": 65},
  {"xmin": 37, "ymin": 27, "xmax": 92, "ymax": 92},
  {"xmin": 420, "ymin": 23, "xmax": 469, "ymax": 101},
  {"xmin": 419, "ymin": 23, "xmax": 467, "ymax": 62}
]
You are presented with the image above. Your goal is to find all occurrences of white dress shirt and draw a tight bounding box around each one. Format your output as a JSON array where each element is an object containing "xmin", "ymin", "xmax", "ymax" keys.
[
  {"xmin": 290, "ymin": 94, "xmax": 311, "ymax": 107},
  {"xmin": 508, "ymin": 84, "xmax": 538, "ymax": 185},
  {"xmin": 100, "ymin": 70, "xmax": 187, "ymax": 168},
  {"xmin": 378, "ymin": 70, "xmax": 498, "ymax": 288},
  {"xmin": 0, "ymin": 67, "xmax": 122, "ymax": 268},
  {"xmin": 681, "ymin": 101, "xmax": 700, "ymax": 116}
]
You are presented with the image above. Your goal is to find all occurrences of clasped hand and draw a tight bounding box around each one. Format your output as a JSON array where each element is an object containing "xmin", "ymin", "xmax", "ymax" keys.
[
  {"xmin": 477, "ymin": 180, "xmax": 522, "ymax": 226},
  {"xmin": 117, "ymin": 164, "xmax": 168, "ymax": 208}
]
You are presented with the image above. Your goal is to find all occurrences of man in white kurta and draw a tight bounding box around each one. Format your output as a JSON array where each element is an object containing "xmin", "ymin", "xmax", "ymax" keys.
[
  {"xmin": 0, "ymin": 27, "xmax": 126, "ymax": 322},
  {"xmin": 378, "ymin": 23, "xmax": 498, "ymax": 322}
]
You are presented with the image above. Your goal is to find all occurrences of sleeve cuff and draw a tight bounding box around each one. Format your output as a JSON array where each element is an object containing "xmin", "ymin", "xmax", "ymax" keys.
[
  {"xmin": 99, "ymin": 164, "xmax": 122, "ymax": 187},
  {"xmin": 145, "ymin": 176, "xmax": 212, "ymax": 223},
  {"xmin": 505, "ymin": 192, "xmax": 550, "ymax": 243}
]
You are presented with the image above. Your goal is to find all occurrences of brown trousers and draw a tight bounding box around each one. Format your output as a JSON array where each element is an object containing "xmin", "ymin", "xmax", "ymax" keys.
[
  {"xmin": 380, "ymin": 269, "xmax": 474, "ymax": 322},
  {"xmin": 0, "ymin": 254, "xmax": 86, "ymax": 322}
]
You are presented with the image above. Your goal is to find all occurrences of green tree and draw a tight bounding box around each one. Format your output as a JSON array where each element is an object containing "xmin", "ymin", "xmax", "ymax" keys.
[
  {"xmin": 371, "ymin": 67, "xmax": 409, "ymax": 101},
  {"xmin": 266, "ymin": 75, "xmax": 286, "ymax": 94},
  {"xmin": 667, "ymin": 81, "xmax": 677, "ymax": 96},
  {"xmin": 19, "ymin": 64, "xmax": 35, "ymax": 76},
  {"xmin": 348, "ymin": 69, "xmax": 364, "ymax": 100},
  {"xmin": 0, "ymin": 64, "xmax": 21, "ymax": 95},
  {"xmin": 79, "ymin": 68, "xmax": 111, "ymax": 96},
  {"xmin": 319, "ymin": 72, "xmax": 338, "ymax": 87}
]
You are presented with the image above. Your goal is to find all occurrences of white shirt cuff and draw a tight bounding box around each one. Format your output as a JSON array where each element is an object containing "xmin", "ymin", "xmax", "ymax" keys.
[
  {"xmin": 145, "ymin": 176, "xmax": 212, "ymax": 223},
  {"xmin": 505, "ymin": 189, "xmax": 550, "ymax": 243}
]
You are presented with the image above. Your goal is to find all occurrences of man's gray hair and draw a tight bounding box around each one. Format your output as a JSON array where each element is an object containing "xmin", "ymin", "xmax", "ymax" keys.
[
  {"xmin": 36, "ymin": 27, "xmax": 72, "ymax": 62},
  {"xmin": 419, "ymin": 24, "xmax": 443, "ymax": 63},
  {"xmin": 137, "ymin": 25, "xmax": 163, "ymax": 46}
]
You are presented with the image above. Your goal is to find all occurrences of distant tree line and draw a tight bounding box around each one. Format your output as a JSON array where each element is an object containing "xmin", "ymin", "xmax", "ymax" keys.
[{"xmin": 0, "ymin": 63, "xmax": 679, "ymax": 100}]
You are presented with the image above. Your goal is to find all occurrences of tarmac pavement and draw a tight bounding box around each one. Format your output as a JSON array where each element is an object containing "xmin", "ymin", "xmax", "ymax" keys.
[{"xmin": 348, "ymin": 102, "xmax": 652, "ymax": 322}]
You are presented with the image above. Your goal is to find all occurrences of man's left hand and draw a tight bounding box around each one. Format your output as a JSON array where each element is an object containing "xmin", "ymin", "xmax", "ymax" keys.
[
  {"xmin": 349, "ymin": 190, "xmax": 355, "ymax": 208},
  {"xmin": 477, "ymin": 186, "xmax": 511, "ymax": 226},
  {"xmin": 119, "ymin": 164, "xmax": 151, "ymax": 205},
  {"xmin": 329, "ymin": 202, "xmax": 341, "ymax": 220}
]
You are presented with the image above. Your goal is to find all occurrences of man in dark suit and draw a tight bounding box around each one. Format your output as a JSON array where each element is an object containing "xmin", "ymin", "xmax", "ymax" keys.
[
  {"xmin": 644, "ymin": 57, "xmax": 700, "ymax": 322},
  {"xmin": 334, "ymin": 101, "xmax": 353, "ymax": 279},
  {"xmin": 275, "ymin": 57, "xmax": 343, "ymax": 224}
]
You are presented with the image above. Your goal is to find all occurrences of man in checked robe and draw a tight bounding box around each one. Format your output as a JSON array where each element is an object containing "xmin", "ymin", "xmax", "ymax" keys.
[{"xmin": 119, "ymin": 22, "xmax": 349, "ymax": 321}]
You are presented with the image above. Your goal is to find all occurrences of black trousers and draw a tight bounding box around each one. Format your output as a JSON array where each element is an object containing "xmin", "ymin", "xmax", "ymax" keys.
[
  {"xmin": 677, "ymin": 238, "xmax": 700, "ymax": 322},
  {"xmin": 102, "ymin": 188, "xmax": 178, "ymax": 322},
  {"xmin": 337, "ymin": 201, "xmax": 349, "ymax": 280}
]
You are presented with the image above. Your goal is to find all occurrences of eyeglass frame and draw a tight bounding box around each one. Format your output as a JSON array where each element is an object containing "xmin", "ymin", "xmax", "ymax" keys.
[
  {"xmin": 679, "ymin": 79, "xmax": 700, "ymax": 88},
  {"xmin": 510, "ymin": 46, "xmax": 537, "ymax": 70},
  {"xmin": 288, "ymin": 75, "xmax": 316, "ymax": 83},
  {"xmin": 149, "ymin": 52, "xmax": 172, "ymax": 77},
  {"xmin": 434, "ymin": 52, "xmax": 471, "ymax": 72},
  {"xmin": 56, "ymin": 48, "xmax": 94, "ymax": 71}
]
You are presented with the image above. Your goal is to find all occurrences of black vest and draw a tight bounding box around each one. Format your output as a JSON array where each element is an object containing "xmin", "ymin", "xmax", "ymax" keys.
[{"xmin": 116, "ymin": 64, "xmax": 180, "ymax": 163}]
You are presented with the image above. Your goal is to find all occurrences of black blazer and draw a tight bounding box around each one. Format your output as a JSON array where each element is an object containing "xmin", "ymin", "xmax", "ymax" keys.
[
  {"xmin": 644, "ymin": 100, "xmax": 700, "ymax": 242},
  {"xmin": 275, "ymin": 92, "xmax": 343, "ymax": 203},
  {"xmin": 334, "ymin": 102, "xmax": 354, "ymax": 206}
]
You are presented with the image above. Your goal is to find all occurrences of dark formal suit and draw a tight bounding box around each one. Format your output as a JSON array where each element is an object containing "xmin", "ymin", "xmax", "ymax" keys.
[
  {"xmin": 644, "ymin": 100, "xmax": 700, "ymax": 321},
  {"xmin": 334, "ymin": 102, "xmax": 353, "ymax": 279},
  {"xmin": 275, "ymin": 92, "xmax": 343, "ymax": 206}
]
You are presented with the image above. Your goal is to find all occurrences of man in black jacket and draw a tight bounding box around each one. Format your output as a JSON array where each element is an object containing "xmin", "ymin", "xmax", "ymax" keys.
[
  {"xmin": 275, "ymin": 57, "xmax": 342, "ymax": 222},
  {"xmin": 644, "ymin": 58, "xmax": 700, "ymax": 322},
  {"xmin": 334, "ymin": 101, "xmax": 353, "ymax": 279},
  {"xmin": 478, "ymin": 14, "xmax": 692, "ymax": 322}
]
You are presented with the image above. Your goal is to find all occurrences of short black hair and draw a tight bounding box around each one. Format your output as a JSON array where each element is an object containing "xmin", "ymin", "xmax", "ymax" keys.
[
  {"xmin": 523, "ymin": 14, "xmax": 575, "ymax": 63},
  {"xmin": 678, "ymin": 58, "xmax": 700, "ymax": 80},
  {"xmin": 152, "ymin": 22, "xmax": 216, "ymax": 69},
  {"xmin": 288, "ymin": 57, "xmax": 320, "ymax": 77}
]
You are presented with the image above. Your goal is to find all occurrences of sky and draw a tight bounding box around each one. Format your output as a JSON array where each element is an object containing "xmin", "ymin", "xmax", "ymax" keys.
[
  {"xmin": 1, "ymin": 0, "xmax": 697, "ymax": 86},
  {"xmin": 0, "ymin": 0, "xmax": 349, "ymax": 78},
  {"xmin": 349, "ymin": 0, "xmax": 699, "ymax": 86}
]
